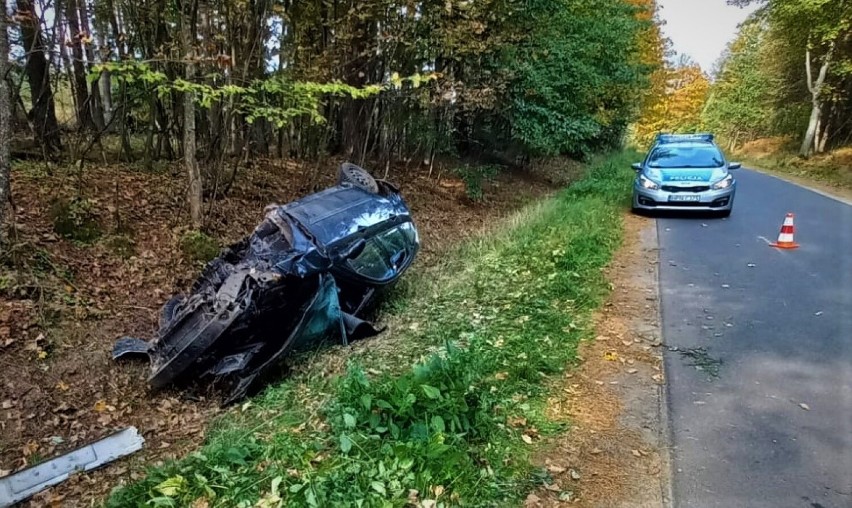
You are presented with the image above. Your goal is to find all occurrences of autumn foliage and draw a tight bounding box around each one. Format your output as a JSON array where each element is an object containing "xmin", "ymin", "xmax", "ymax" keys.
[{"xmin": 632, "ymin": 61, "xmax": 711, "ymax": 148}]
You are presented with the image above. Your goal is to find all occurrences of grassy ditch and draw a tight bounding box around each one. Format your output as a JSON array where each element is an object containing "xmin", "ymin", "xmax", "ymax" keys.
[{"xmin": 107, "ymin": 151, "xmax": 636, "ymax": 508}]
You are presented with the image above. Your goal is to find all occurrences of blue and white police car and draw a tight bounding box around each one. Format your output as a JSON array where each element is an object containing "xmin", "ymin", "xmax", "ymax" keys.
[{"xmin": 632, "ymin": 133, "xmax": 740, "ymax": 217}]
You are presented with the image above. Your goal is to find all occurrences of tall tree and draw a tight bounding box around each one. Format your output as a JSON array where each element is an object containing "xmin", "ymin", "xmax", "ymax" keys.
[
  {"xmin": 16, "ymin": 0, "xmax": 62, "ymax": 153},
  {"xmin": 0, "ymin": 0, "xmax": 11, "ymax": 238},
  {"xmin": 180, "ymin": 0, "xmax": 202, "ymax": 227},
  {"xmin": 78, "ymin": 0, "xmax": 106, "ymax": 130},
  {"xmin": 628, "ymin": 0, "xmax": 672, "ymax": 147},
  {"xmin": 703, "ymin": 19, "xmax": 776, "ymax": 149},
  {"xmin": 632, "ymin": 57, "xmax": 709, "ymax": 145},
  {"xmin": 801, "ymin": 38, "xmax": 835, "ymax": 156},
  {"xmin": 731, "ymin": 0, "xmax": 852, "ymax": 156},
  {"xmin": 64, "ymin": 0, "xmax": 92, "ymax": 130},
  {"xmin": 496, "ymin": 0, "xmax": 648, "ymax": 156}
]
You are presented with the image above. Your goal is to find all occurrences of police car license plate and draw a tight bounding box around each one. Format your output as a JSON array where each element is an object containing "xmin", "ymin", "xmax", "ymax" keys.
[{"xmin": 668, "ymin": 195, "xmax": 701, "ymax": 202}]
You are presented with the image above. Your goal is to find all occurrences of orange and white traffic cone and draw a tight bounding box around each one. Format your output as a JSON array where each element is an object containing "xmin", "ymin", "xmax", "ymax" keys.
[{"xmin": 770, "ymin": 213, "xmax": 799, "ymax": 249}]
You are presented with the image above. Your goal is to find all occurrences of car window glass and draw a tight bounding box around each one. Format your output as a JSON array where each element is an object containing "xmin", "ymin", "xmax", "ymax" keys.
[
  {"xmin": 348, "ymin": 239, "xmax": 393, "ymax": 280},
  {"xmin": 400, "ymin": 222, "xmax": 417, "ymax": 244},
  {"xmin": 379, "ymin": 223, "xmax": 413, "ymax": 253},
  {"xmin": 380, "ymin": 224, "xmax": 417, "ymax": 270},
  {"xmin": 648, "ymin": 145, "xmax": 724, "ymax": 168}
]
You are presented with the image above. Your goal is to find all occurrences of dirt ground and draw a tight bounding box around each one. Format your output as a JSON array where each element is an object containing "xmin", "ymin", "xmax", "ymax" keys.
[
  {"xmin": 527, "ymin": 213, "xmax": 671, "ymax": 508},
  {"xmin": 0, "ymin": 158, "xmax": 556, "ymax": 506}
]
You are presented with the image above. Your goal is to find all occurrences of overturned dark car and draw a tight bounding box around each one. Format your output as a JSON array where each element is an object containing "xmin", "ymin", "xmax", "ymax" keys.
[{"xmin": 114, "ymin": 164, "xmax": 419, "ymax": 404}]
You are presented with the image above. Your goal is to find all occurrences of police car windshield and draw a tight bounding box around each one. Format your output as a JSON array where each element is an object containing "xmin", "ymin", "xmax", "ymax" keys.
[{"xmin": 648, "ymin": 145, "xmax": 724, "ymax": 169}]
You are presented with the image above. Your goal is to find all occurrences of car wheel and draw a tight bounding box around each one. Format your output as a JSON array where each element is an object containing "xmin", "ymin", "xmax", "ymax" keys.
[
  {"xmin": 718, "ymin": 209, "xmax": 732, "ymax": 218},
  {"xmin": 338, "ymin": 163, "xmax": 379, "ymax": 194}
]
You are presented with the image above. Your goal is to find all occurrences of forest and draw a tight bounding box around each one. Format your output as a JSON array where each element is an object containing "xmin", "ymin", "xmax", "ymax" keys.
[
  {"xmin": 633, "ymin": 0, "xmax": 852, "ymax": 165},
  {"xmin": 1, "ymin": 0, "xmax": 850, "ymax": 239},
  {"xmin": 0, "ymin": 0, "xmax": 661, "ymax": 235},
  {"xmin": 708, "ymin": 0, "xmax": 852, "ymax": 158}
]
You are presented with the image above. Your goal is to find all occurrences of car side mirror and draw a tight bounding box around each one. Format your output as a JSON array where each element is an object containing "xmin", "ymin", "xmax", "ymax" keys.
[
  {"xmin": 727, "ymin": 162, "xmax": 741, "ymax": 170},
  {"xmin": 631, "ymin": 163, "xmax": 643, "ymax": 172},
  {"xmin": 341, "ymin": 239, "xmax": 366, "ymax": 261}
]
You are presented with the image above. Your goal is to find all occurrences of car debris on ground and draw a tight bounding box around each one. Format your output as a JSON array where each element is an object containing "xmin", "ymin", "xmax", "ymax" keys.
[
  {"xmin": 112, "ymin": 163, "xmax": 419, "ymax": 404},
  {"xmin": 0, "ymin": 427, "xmax": 144, "ymax": 507}
]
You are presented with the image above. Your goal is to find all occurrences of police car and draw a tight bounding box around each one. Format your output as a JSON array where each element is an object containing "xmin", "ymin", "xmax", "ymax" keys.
[{"xmin": 631, "ymin": 133, "xmax": 740, "ymax": 217}]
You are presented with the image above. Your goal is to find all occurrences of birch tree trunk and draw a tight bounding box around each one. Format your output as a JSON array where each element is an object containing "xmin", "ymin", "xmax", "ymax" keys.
[
  {"xmin": 78, "ymin": 0, "xmax": 105, "ymax": 130},
  {"xmin": 64, "ymin": 0, "xmax": 91, "ymax": 130},
  {"xmin": 800, "ymin": 44, "xmax": 834, "ymax": 158},
  {"xmin": 817, "ymin": 115, "xmax": 830, "ymax": 153}
]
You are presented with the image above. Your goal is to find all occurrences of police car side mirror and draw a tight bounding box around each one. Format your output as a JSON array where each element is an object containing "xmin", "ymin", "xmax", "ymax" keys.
[
  {"xmin": 631, "ymin": 163, "xmax": 643, "ymax": 172},
  {"xmin": 727, "ymin": 162, "xmax": 741, "ymax": 170}
]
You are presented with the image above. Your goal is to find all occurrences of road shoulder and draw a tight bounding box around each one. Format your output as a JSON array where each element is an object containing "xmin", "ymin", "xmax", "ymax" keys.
[
  {"xmin": 530, "ymin": 213, "xmax": 672, "ymax": 507},
  {"xmin": 745, "ymin": 164, "xmax": 852, "ymax": 206}
]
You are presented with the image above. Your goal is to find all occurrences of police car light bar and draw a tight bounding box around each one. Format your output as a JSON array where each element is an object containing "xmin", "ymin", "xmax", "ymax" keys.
[{"xmin": 655, "ymin": 133, "xmax": 714, "ymax": 144}]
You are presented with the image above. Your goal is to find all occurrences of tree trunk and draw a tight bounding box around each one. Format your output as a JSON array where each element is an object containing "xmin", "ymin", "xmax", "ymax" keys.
[
  {"xmin": 56, "ymin": 0, "xmax": 78, "ymax": 125},
  {"xmin": 78, "ymin": 0, "xmax": 105, "ymax": 130},
  {"xmin": 813, "ymin": 114, "xmax": 822, "ymax": 154},
  {"xmin": 17, "ymin": 0, "xmax": 62, "ymax": 152},
  {"xmin": 817, "ymin": 128, "xmax": 829, "ymax": 153},
  {"xmin": 182, "ymin": 0, "xmax": 202, "ymax": 228},
  {"xmin": 340, "ymin": 2, "xmax": 371, "ymax": 157},
  {"xmin": 799, "ymin": 44, "xmax": 833, "ymax": 158},
  {"xmin": 801, "ymin": 101, "xmax": 821, "ymax": 158},
  {"xmin": 97, "ymin": 32, "xmax": 113, "ymax": 126},
  {"xmin": 144, "ymin": 95, "xmax": 156, "ymax": 169},
  {"xmin": 0, "ymin": 0, "xmax": 11, "ymax": 238},
  {"xmin": 64, "ymin": 0, "xmax": 91, "ymax": 130}
]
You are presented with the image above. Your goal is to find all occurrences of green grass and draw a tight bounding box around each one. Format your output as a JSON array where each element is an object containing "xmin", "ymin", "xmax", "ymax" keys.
[{"xmin": 106, "ymin": 151, "xmax": 637, "ymax": 508}]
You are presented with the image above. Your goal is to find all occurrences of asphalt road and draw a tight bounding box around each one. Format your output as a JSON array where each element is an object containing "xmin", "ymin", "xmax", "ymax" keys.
[{"xmin": 657, "ymin": 168, "xmax": 852, "ymax": 508}]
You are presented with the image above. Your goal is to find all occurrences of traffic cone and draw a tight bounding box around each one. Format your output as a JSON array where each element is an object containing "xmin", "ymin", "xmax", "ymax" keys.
[{"xmin": 770, "ymin": 213, "xmax": 799, "ymax": 249}]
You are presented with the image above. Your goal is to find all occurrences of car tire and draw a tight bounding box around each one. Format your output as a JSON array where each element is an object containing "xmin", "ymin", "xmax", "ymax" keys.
[
  {"xmin": 338, "ymin": 163, "xmax": 379, "ymax": 194},
  {"xmin": 718, "ymin": 209, "xmax": 732, "ymax": 218}
]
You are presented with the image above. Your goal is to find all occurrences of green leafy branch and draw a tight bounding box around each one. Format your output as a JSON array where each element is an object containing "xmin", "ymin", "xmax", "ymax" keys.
[{"xmin": 91, "ymin": 62, "xmax": 435, "ymax": 128}]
